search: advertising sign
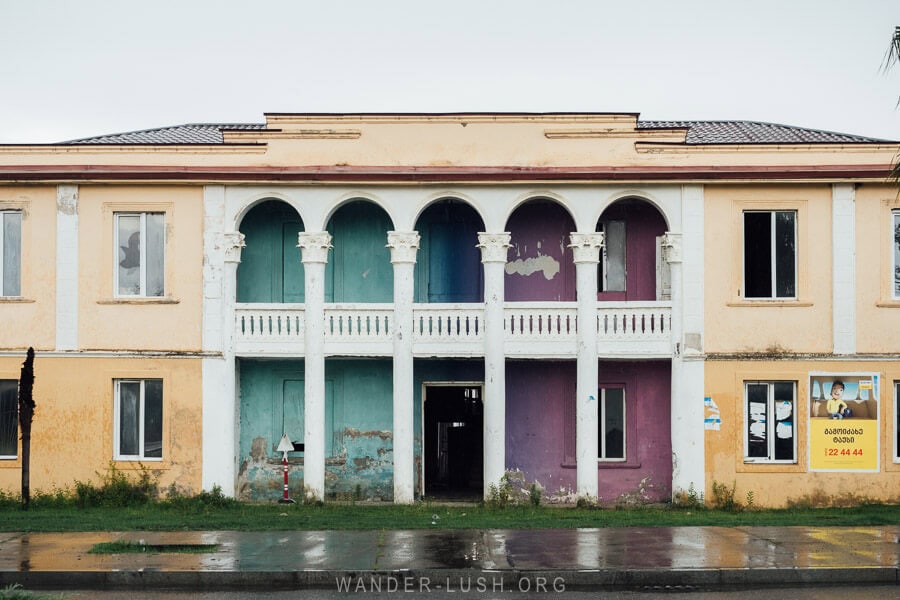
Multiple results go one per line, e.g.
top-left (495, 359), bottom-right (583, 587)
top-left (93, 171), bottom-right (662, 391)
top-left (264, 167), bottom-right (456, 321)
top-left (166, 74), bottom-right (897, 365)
top-left (809, 373), bottom-right (880, 472)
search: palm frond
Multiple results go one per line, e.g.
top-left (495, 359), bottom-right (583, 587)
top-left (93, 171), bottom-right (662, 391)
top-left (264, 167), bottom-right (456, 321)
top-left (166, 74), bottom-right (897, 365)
top-left (882, 26), bottom-right (900, 72)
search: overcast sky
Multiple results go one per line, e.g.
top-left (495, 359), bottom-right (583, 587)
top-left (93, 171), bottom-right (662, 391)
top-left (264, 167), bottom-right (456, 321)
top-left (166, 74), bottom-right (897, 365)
top-left (1, 0), bottom-right (899, 143)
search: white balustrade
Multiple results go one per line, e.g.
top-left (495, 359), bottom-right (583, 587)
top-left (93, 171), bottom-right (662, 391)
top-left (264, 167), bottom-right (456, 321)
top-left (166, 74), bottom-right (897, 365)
top-left (235, 301), bottom-right (673, 357)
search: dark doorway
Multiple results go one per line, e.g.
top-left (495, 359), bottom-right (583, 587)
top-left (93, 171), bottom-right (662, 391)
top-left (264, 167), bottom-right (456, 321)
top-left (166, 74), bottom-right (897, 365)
top-left (423, 385), bottom-right (483, 499)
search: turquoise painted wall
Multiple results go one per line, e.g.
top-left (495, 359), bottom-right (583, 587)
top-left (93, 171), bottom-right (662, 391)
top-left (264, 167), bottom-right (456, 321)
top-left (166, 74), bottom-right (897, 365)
top-left (414, 201), bottom-right (484, 303)
top-left (237, 201), bottom-right (305, 303)
top-left (326, 201), bottom-right (393, 302)
top-left (237, 358), bottom-right (394, 501)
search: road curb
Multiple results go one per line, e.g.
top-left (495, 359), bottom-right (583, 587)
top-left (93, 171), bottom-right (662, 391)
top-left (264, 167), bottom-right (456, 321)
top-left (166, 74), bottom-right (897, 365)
top-left (2, 567), bottom-right (897, 591)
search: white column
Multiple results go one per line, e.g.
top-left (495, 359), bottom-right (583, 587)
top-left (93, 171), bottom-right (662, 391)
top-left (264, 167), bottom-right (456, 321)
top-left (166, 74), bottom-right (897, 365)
top-left (56, 185), bottom-right (78, 350)
top-left (387, 231), bottom-right (420, 504)
top-left (209, 231), bottom-right (244, 494)
top-left (664, 231), bottom-right (693, 497)
top-left (298, 231), bottom-right (332, 502)
top-left (477, 232), bottom-right (511, 496)
top-left (832, 183), bottom-right (856, 354)
top-left (569, 232), bottom-right (604, 499)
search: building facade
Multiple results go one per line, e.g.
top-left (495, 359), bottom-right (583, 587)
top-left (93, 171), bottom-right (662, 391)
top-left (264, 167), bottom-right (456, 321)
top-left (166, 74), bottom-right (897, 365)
top-left (0, 113), bottom-right (896, 506)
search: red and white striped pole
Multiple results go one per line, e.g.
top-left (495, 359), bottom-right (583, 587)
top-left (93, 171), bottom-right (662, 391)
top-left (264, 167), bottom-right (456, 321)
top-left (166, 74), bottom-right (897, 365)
top-left (276, 433), bottom-right (296, 504)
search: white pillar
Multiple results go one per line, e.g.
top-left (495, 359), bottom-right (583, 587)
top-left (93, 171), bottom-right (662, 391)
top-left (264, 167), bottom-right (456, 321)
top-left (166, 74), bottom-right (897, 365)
top-left (477, 232), bottom-right (511, 496)
top-left (298, 231), bottom-right (332, 502)
top-left (214, 231), bottom-right (244, 495)
top-left (569, 232), bottom-right (604, 499)
top-left (663, 231), bottom-right (691, 497)
top-left (56, 185), bottom-right (78, 351)
top-left (832, 184), bottom-right (856, 354)
top-left (387, 231), bottom-right (420, 504)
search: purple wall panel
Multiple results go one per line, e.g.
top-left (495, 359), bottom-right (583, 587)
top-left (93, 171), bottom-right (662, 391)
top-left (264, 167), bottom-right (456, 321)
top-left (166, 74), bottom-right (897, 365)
top-left (505, 201), bottom-right (576, 301)
top-left (506, 361), bottom-right (577, 494)
top-left (506, 360), bottom-right (672, 503)
top-left (597, 199), bottom-right (667, 302)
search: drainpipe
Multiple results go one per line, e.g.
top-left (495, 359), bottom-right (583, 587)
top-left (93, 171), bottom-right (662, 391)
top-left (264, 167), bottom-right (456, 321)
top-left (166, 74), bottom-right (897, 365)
top-left (387, 231), bottom-right (420, 504)
top-left (298, 231), bottom-right (333, 502)
top-left (477, 232), bottom-right (511, 497)
top-left (570, 232), bottom-right (604, 500)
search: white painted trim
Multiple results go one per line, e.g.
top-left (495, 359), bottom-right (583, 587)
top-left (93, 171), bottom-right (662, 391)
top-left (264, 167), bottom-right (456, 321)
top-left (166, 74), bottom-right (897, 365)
top-left (56, 185), bottom-right (78, 350)
top-left (832, 184), bottom-right (856, 354)
top-left (202, 357), bottom-right (235, 495)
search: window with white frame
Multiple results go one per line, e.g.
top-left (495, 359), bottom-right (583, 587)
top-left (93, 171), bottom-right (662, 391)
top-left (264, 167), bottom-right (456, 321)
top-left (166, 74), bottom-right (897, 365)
top-left (1, 211), bottom-right (22, 297)
top-left (743, 211), bottom-right (796, 299)
top-left (114, 379), bottom-right (163, 460)
top-left (598, 387), bottom-right (625, 461)
top-left (115, 212), bottom-right (165, 297)
top-left (894, 382), bottom-right (899, 462)
top-left (0, 380), bottom-right (17, 459)
top-left (744, 381), bottom-right (796, 463)
top-left (893, 211), bottom-right (900, 299)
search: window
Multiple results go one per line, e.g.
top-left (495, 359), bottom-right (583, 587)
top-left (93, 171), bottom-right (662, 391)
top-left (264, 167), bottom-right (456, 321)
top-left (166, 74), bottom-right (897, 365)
top-left (745, 381), bottom-right (796, 463)
top-left (1, 211), bottom-right (21, 296)
top-left (893, 211), bottom-right (900, 299)
top-left (0, 380), bottom-right (17, 459)
top-left (895, 382), bottom-right (899, 462)
top-left (115, 212), bottom-right (164, 297)
top-left (598, 220), bottom-right (625, 292)
top-left (598, 387), bottom-right (625, 461)
top-left (743, 211), bottom-right (796, 299)
top-left (114, 379), bottom-right (163, 460)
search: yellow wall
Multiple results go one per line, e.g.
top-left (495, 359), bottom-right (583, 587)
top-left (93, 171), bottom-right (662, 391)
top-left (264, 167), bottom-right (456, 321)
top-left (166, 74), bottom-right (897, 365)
top-left (0, 185), bottom-right (56, 351)
top-left (77, 185), bottom-right (203, 351)
top-left (0, 355), bottom-right (202, 495)
top-left (705, 359), bottom-right (899, 507)
top-left (855, 183), bottom-right (900, 353)
top-left (704, 184), bottom-right (833, 354)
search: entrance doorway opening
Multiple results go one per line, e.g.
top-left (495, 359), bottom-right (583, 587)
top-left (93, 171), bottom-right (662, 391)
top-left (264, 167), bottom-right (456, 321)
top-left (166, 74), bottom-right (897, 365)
top-left (423, 384), bottom-right (483, 499)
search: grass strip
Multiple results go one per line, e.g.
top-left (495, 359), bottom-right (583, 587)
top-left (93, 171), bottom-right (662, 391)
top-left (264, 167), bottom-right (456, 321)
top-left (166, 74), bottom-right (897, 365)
top-left (1, 502), bottom-right (898, 532)
top-left (89, 541), bottom-right (219, 554)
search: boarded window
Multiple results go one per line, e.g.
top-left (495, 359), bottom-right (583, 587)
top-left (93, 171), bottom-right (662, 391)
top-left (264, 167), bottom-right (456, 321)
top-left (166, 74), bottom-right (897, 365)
top-left (598, 387), bottom-right (625, 461)
top-left (0, 380), bottom-right (17, 458)
top-left (599, 220), bottom-right (626, 292)
top-left (116, 213), bottom-right (165, 297)
top-left (744, 211), bottom-right (796, 299)
top-left (1, 211), bottom-right (21, 297)
top-left (115, 379), bottom-right (163, 460)
top-left (745, 381), bottom-right (795, 463)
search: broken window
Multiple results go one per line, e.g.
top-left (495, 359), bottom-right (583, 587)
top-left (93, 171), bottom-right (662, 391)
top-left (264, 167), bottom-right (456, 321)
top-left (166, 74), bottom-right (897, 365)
top-left (0, 380), bottom-right (17, 458)
top-left (598, 387), bottom-right (625, 461)
top-left (893, 211), bottom-right (900, 299)
top-left (744, 381), bottom-right (795, 463)
top-left (115, 379), bottom-right (163, 460)
top-left (743, 211), bottom-right (796, 299)
top-left (115, 212), bottom-right (165, 297)
top-left (598, 220), bottom-right (625, 292)
top-left (0, 211), bottom-right (21, 297)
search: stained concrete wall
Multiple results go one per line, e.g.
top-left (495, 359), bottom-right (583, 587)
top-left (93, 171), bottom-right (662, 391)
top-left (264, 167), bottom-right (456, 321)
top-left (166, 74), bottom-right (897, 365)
top-left (0, 356), bottom-right (202, 495)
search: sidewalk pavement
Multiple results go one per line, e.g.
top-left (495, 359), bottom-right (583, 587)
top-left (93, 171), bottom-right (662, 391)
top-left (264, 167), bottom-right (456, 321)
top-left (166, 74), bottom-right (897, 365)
top-left (0, 526), bottom-right (898, 591)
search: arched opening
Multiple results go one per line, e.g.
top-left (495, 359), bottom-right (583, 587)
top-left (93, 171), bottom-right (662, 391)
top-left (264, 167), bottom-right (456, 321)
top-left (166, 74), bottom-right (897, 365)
top-left (504, 199), bottom-right (576, 302)
top-left (325, 200), bottom-right (394, 302)
top-left (237, 200), bottom-right (305, 303)
top-left (413, 199), bottom-right (485, 303)
top-left (596, 198), bottom-right (668, 302)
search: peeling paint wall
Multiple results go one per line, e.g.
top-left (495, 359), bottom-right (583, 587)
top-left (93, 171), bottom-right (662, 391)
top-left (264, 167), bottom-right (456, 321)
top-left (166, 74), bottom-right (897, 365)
top-left (505, 360), bottom-right (672, 503)
top-left (505, 201), bottom-right (575, 302)
top-left (597, 199), bottom-right (667, 301)
top-left (237, 358), bottom-right (395, 501)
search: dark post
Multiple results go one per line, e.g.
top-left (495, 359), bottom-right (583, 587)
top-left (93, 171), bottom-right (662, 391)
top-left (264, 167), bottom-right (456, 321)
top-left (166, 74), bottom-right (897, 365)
top-left (18, 347), bottom-right (35, 510)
